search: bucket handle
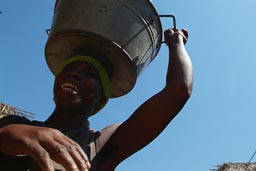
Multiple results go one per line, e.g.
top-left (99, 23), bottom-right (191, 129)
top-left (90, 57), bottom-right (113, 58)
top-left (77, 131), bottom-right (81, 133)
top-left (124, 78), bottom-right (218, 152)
top-left (158, 15), bottom-right (176, 43)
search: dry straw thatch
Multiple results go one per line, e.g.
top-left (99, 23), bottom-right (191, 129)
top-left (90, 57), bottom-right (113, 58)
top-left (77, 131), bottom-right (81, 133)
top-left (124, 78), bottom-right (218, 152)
top-left (214, 163), bottom-right (256, 171)
top-left (0, 102), bottom-right (36, 119)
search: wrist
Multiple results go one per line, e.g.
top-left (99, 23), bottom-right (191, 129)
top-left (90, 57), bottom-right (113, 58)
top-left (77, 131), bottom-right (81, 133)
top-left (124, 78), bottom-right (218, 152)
top-left (166, 35), bottom-right (187, 49)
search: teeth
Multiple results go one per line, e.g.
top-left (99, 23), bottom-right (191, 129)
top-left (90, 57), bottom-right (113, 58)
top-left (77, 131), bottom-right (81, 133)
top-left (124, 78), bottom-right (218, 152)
top-left (61, 82), bottom-right (79, 92)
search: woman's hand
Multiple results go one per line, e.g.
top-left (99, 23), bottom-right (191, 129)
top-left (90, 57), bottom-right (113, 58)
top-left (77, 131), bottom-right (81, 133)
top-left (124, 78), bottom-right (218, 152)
top-left (164, 28), bottom-right (189, 47)
top-left (0, 124), bottom-right (91, 171)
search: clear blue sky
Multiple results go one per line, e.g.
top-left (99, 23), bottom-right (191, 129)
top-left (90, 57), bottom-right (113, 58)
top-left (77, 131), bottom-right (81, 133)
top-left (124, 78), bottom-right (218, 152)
top-left (1, 0), bottom-right (256, 170)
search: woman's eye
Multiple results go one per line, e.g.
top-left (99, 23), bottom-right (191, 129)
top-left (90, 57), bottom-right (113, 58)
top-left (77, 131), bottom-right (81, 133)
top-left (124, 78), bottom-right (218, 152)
top-left (81, 70), bottom-right (97, 77)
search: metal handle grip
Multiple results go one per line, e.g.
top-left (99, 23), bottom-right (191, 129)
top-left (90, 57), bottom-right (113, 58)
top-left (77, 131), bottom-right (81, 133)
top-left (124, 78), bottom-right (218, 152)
top-left (158, 15), bottom-right (176, 30)
top-left (159, 15), bottom-right (176, 43)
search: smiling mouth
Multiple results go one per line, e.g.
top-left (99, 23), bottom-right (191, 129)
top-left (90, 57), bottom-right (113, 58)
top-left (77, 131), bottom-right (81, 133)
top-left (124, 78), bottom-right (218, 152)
top-left (61, 82), bottom-right (79, 94)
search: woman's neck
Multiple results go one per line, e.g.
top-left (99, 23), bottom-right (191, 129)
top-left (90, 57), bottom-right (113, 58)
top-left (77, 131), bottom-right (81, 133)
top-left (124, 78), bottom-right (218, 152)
top-left (44, 108), bottom-right (90, 133)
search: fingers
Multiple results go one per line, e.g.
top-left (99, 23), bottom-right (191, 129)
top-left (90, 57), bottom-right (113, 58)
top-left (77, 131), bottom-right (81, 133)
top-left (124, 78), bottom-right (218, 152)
top-left (54, 141), bottom-right (90, 170)
top-left (61, 136), bottom-right (90, 165)
top-left (70, 142), bottom-right (91, 169)
top-left (56, 134), bottom-right (91, 170)
top-left (66, 144), bottom-right (89, 170)
top-left (28, 141), bottom-right (54, 171)
top-left (25, 127), bottom-right (90, 171)
top-left (164, 28), bottom-right (189, 46)
top-left (41, 132), bottom-right (91, 171)
top-left (181, 28), bottom-right (189, 39)
top-left (28, 137), bottom-right (80, 171)
top-left (45, 142), bottom-right (80, 171)
top-left (0, 124), bottom-right (91, 171)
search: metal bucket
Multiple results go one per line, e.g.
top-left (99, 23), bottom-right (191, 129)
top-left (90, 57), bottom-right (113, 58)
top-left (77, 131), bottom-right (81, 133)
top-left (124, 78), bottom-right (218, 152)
top-left (45, 0), bottom-right (163, 97)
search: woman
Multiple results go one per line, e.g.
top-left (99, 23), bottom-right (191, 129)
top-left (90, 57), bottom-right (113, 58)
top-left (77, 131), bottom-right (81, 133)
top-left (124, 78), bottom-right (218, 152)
top-left (0, 28), bottom-right (193, 171)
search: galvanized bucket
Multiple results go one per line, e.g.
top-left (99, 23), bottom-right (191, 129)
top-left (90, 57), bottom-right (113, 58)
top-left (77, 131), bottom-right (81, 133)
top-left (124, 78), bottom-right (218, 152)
top-left (45, 0), bottom-right (164, 97)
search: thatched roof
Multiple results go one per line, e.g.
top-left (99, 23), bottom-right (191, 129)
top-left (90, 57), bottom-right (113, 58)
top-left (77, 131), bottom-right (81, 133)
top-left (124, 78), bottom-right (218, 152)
top-left (0, 102), bottom-right (36, 119)
top-left (215, 163), bottom-right (256, 171)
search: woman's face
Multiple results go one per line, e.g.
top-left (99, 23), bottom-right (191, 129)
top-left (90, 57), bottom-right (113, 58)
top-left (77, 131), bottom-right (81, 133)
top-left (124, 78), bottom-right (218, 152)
top-left (53, 61), bottom-right (103, 114)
